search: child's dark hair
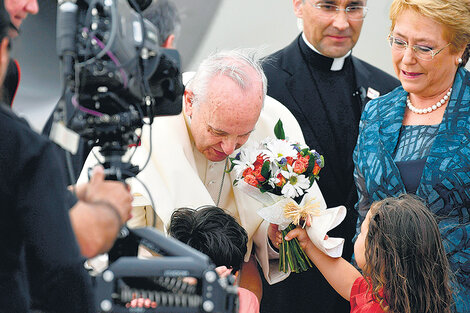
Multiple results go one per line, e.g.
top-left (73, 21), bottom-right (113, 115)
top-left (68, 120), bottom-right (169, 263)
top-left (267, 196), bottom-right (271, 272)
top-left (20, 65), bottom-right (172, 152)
top-left (363, 194), bottom-right (454, 313)
top-left (168, 206), bottom-right (248, 272)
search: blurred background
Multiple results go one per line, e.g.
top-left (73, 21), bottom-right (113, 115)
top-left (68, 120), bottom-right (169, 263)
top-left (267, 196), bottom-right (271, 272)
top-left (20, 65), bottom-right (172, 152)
top-left (11, 0), bottom-right (469, 131)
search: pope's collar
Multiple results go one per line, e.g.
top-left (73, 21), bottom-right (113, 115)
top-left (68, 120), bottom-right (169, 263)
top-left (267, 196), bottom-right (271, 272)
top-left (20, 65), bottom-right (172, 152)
top-left (301, 33), bottom-right (351, 71)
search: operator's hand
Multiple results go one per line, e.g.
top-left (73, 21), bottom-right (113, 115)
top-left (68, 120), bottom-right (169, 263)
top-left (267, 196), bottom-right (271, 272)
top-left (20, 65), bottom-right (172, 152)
top-left (85, 166), bottom-right (133, 223)
top-left (268, 223), bottom-right (282, 249)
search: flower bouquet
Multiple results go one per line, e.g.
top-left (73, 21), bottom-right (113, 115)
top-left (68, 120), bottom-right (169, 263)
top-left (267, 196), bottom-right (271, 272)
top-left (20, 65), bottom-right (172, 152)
top-left (228, 120), bottom-right (346, 273)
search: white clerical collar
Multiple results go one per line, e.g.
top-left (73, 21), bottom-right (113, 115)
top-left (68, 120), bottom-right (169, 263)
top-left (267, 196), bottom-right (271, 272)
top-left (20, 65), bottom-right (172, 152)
top-left (301, 33), bottom-right (351, 71)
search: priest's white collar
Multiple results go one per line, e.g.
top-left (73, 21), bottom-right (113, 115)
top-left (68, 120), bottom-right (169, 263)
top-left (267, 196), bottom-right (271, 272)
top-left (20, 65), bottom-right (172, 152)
top-left (302, 33), bottom-right (351, 71)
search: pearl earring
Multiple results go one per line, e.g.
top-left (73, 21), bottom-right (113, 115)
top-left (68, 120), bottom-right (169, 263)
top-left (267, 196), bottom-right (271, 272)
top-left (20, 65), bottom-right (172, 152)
top-left (458, 58), bottom-right (463, 64)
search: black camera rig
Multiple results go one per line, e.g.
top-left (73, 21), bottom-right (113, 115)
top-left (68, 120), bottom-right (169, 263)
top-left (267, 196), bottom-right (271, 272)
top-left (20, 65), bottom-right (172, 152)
top-left (93, 228), bottom-right (239, 313)
top-left (55, 0), bottom-right (184, 180)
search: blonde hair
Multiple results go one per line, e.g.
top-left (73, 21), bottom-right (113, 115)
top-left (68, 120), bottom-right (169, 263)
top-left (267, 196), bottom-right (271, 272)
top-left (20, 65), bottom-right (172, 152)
top-left (389, 0), bottom-right (470, 56)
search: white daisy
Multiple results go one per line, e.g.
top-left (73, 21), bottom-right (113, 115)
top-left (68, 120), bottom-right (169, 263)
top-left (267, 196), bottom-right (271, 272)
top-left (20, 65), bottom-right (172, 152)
top-left (262, 138), bottom-right (298, 163)
top-left (280, 165), bottom-right (310, 198)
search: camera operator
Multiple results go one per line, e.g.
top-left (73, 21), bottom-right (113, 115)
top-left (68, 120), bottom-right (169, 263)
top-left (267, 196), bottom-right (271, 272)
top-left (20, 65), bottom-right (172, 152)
top-left (4, 0), bottom-right (134, 259)
top-left (143, 0), bottom-right (180, 49)
top-left (0, 1), bottom-right (133, 311)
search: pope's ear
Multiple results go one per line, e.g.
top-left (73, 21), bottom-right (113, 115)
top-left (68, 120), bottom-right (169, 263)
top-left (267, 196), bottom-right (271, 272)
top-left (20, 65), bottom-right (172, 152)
top-left (293, 0), bottom-right (304, 18)
top-left (183, 90), bottom-right (195, 117)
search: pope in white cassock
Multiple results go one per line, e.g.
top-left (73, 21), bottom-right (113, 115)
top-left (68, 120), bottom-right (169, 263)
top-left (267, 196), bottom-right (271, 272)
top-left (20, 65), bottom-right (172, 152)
top-left (80, 49), bottom-right (306, 288)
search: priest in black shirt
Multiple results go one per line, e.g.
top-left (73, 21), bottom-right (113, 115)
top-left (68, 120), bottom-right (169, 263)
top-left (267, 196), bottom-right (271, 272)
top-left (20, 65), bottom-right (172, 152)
top-left (261, 1), bottom-right (399, 313)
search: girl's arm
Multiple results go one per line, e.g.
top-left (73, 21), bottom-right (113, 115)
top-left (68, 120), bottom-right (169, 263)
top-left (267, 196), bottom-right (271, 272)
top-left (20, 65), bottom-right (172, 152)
top-left (285, 227), bottom-right (361, 300)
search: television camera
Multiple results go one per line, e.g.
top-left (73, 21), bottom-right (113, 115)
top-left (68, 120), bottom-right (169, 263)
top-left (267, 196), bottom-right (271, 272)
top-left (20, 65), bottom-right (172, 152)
top-left (55, 0), bottom-right (184, 180)
top-left (55, 1), bottom-right (239, 312)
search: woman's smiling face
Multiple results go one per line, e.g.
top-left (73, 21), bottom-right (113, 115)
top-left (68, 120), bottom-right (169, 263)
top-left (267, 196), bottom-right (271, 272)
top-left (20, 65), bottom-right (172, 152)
top-left (391, 9), bottom-right (463, 98)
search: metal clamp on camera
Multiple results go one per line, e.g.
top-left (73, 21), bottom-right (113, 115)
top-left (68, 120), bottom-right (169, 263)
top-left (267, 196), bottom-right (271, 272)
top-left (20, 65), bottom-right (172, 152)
top-left (93, 228), bottom-right (239, 313)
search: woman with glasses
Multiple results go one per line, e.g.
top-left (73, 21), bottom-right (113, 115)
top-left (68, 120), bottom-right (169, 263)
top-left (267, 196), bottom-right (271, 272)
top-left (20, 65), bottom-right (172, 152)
top-left (353, 0), bottom-right (469, 311)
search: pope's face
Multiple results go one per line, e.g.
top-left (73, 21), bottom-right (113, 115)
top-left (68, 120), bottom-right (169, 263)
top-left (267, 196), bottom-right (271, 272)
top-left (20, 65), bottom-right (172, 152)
top-left (5, 0), bottom-right (39, 30)
top-left (185, 73), bottom-right (263, 163)
top-left (294, 0), bottom-right (365, 58)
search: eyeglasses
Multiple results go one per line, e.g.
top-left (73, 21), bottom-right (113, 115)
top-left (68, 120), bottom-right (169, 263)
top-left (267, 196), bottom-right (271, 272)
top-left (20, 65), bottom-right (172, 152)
top-left (387, 34), bottom-right (450, 61)
top-left (308, 1), bottom-right (368, 21)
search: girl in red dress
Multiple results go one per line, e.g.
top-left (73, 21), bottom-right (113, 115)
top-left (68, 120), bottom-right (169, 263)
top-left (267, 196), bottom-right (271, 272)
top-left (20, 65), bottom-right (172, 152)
top-left (286, 194), bottom-right (454, 313)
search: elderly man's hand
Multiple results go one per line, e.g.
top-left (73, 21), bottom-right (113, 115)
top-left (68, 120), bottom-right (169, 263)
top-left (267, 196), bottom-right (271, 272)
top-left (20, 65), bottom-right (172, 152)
top-left (268, 223), bottom-right (282, 249)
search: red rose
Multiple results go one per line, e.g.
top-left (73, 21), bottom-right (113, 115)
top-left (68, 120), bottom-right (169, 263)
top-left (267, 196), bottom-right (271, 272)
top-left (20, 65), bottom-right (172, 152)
top-left (286, 156), bottom-right (294, 166)
top-left (254, 154), bottom-right (265, 167)
top-left (243, 167), bottom-right (253, 177)
top-left (302, 154), bottom-right (310, 163)
top-left (276, 173), bottom-right (286, 187)
top-left (293, 159), bottom-right (308, 174)
top-left (244, 174), bottom-right (259, 187)
top-left (253, 166), bottom-right (266, 182)
top-left (313, 163), bottom-right (321, 176)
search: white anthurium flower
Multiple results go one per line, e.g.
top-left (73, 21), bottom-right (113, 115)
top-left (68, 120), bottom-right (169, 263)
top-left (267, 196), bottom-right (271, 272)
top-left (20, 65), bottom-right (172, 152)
top-left (262, 138), bottom-right (298, 163)
top-left (280, 165), bottom-right (310, 198)
top-left (232, 147), bottom-right (262, 178)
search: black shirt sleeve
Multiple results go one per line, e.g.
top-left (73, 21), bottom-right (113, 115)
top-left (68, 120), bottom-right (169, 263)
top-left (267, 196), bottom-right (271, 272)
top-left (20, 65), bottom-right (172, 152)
top-left (0, 106), bottom-right (95, 312)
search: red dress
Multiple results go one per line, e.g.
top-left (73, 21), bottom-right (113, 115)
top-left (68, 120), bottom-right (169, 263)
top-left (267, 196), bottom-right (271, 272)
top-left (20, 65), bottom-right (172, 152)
top-left (350, 277), bottom-right (386, 313)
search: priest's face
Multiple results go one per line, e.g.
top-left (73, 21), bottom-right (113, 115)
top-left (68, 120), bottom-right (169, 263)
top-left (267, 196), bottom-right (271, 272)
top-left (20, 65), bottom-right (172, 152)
top-left (294, 0), bottom-right (366, 58)
top-left (5, 0), bottom-right (38, 30)
top-left (184, 71), bottom-right (263, 163)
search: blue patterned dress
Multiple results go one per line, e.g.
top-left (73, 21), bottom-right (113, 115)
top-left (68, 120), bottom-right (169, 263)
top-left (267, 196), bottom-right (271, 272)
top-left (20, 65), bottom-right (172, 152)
top-left (353, 67), bottom-right (470, 312)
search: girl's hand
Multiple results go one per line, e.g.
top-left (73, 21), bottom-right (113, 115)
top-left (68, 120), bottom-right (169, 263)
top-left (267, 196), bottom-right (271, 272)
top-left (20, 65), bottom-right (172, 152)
top-left (285, 226), bottom-right (313, 250)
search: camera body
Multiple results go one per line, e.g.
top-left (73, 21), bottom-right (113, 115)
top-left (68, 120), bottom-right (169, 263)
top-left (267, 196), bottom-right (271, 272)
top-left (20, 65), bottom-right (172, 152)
top-left (56, 0), bottom-right (183, 179)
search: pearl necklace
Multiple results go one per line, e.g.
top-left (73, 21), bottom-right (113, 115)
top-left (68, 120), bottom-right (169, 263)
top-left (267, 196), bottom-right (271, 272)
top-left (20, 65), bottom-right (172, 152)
top-left (406, 88), bottom-right (452, 114)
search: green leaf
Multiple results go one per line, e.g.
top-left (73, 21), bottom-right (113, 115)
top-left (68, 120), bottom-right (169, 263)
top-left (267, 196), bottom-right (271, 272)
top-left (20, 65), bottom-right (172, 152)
top-left (274, 119), bottom-right (286, 140)
top-left (226, 157), bottom-right (237, 173)
top-left (306, 154), bottom-right (315, 174)
top-left (261, 161), bottom-right (270, 179)
top-left (259, 185), bottom-right (269, 193)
